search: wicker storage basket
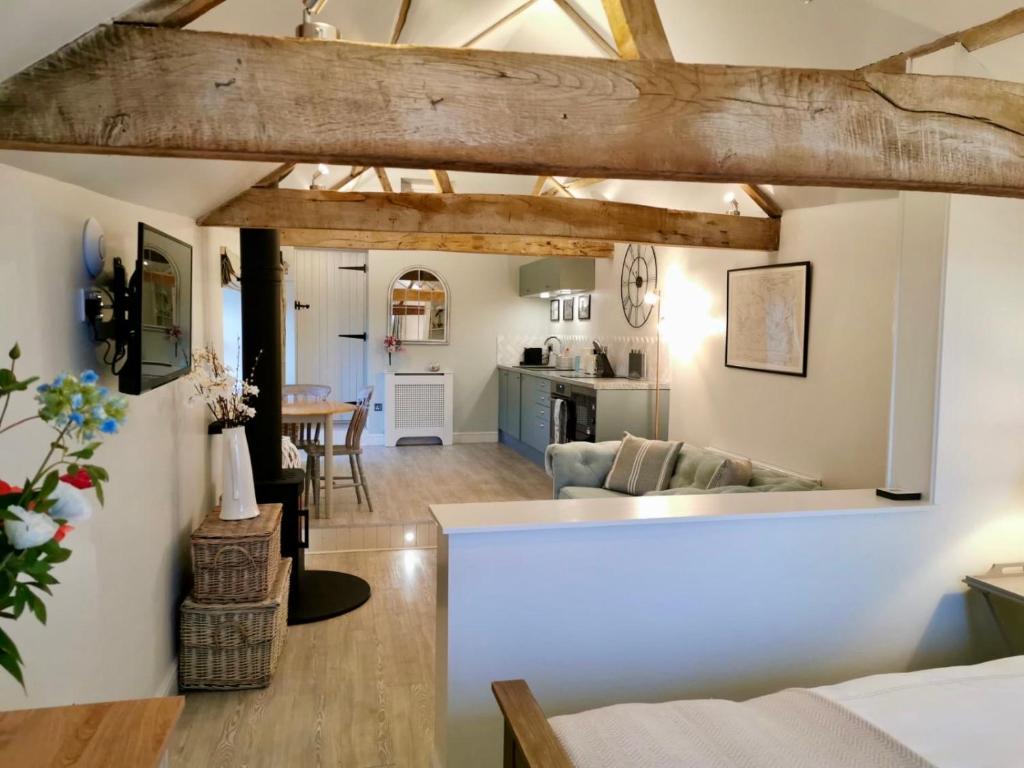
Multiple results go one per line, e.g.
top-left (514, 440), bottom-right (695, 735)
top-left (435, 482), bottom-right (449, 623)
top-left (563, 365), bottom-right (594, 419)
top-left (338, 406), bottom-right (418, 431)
top-left (191, 503), bottom-right (282, 603)
top-left (179, 557), bottom-right (291, 691)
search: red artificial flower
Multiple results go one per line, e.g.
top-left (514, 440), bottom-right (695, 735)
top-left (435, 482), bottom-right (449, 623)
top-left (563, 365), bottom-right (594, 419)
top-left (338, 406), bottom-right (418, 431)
top-left (0, 480), bottom-right (23, 496)
top-left (60, 469), bottom-right (93, 490)
top-left (54, 523), bottom-right (74, 543)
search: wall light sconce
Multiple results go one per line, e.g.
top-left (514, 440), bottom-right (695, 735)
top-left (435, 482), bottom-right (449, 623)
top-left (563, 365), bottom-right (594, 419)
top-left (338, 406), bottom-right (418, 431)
top-left (723, 191), bottom-right (741, 216)
top-left (310, 163), bottom-right (331, 190)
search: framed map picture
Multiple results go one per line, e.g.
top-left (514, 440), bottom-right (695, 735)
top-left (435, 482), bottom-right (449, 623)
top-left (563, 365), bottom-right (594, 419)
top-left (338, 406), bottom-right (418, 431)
top-left (725, 262), bottom-right (812, 376)
top-left (550, 299), bottom-right (560, 322)
top-left (562, 297), bottom-right (574, 321)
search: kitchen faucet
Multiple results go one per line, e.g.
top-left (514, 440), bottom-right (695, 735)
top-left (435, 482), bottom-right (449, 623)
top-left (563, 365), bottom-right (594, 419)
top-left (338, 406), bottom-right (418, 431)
top-left (544, 336), bottom-right (562, 357)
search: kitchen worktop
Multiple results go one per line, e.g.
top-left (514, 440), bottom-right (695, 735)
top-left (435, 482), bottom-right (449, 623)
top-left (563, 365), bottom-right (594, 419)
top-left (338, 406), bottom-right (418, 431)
top-left (497, 364), bottom-right (669, 390)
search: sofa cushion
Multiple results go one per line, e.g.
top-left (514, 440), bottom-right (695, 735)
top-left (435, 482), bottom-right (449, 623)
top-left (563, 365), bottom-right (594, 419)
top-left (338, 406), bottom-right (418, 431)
top-left (669, 446), bottom-right (721, 489)
top-left (559, 486), bottom-right (630, 500)
top-left (604, 433), bottom-right (682, 496)
top-left (708, 457), bottom-right (753, 489)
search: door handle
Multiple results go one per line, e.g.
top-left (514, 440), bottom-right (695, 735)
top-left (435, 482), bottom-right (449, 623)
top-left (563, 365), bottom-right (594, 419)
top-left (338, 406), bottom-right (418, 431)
top-left (338, 333), bottom-right (369, 341)
top-left (294, 300), bottom-right (311, 311)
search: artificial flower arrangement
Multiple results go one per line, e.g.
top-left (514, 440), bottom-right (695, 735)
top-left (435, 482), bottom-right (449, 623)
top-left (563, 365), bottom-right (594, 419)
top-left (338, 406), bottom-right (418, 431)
top-left (186, 346), bottom-right (259, 427)
top-left (0, 343), bottom-right (127, 686)
top-left (384, 335), bottom-right (403, 366)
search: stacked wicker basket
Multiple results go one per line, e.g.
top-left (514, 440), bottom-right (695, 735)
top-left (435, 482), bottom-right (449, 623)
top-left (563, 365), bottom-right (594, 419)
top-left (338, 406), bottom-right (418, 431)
top-left (179, 503), bottom-right (290, 690)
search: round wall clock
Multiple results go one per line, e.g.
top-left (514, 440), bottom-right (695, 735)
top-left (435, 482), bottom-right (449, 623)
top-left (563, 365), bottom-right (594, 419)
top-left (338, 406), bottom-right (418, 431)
top-left (620, 244), bottom-right (658, 328)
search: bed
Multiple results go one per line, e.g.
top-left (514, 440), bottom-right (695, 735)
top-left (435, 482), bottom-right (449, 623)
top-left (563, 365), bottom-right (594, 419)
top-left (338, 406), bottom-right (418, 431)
top-left (492, 655), bottom-right (1024, 768)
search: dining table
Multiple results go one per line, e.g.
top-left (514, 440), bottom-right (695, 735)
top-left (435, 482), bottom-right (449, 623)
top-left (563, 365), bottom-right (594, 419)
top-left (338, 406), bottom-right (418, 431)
top-left (281, 399), bottom-right (356, 517)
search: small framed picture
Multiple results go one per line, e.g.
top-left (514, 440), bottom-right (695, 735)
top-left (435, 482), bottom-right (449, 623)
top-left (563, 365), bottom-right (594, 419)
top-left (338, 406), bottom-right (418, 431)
top-left (577, 294), bottom-right (591, 320)
top-left (550, 299), bottom-right (560, 321)
top-left (562, 297), bottom-right (574, 321)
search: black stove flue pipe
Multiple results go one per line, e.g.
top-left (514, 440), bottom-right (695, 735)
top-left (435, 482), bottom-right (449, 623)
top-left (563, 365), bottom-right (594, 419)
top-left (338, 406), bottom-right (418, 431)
top-left (240, 228), bottom-right (283, 482)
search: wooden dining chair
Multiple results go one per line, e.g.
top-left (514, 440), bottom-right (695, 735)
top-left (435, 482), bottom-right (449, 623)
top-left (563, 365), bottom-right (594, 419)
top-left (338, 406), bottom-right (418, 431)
top-left (282, 384), bottom-right (331, 507)
top-left (309, 387), bottom-right (374, 516)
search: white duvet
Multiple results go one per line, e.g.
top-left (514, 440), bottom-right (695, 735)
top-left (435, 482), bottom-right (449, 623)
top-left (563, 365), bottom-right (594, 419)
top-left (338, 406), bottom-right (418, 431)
top-left (816, 655), bottom-right (1024, 768)
top-left (550, 655), bottom-right (1024, 768)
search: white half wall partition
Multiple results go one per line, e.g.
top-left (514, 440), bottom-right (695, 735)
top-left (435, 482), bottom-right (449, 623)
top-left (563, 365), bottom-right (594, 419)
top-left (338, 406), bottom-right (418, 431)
top-left (432, 493), bottom-right (929, 768)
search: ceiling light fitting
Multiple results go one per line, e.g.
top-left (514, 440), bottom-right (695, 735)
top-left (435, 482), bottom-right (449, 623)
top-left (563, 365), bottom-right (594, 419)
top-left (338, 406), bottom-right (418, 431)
top-left (723, 191), bottom-right (741, 216)
top-left (297, 0), bottom-right (339, 40)
top-left (310, 163), bottom-right (331, 189)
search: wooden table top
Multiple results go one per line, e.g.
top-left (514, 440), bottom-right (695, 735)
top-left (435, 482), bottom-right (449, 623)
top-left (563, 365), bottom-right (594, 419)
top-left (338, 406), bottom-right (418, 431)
top-left (0, 696), bottom-right (184, 768)
top-left (282, 400), bottom-right (357, 418)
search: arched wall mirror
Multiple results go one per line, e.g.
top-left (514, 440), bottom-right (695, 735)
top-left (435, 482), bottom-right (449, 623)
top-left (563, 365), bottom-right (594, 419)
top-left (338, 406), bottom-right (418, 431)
top-left (388, 267), bottom-right (450, 345)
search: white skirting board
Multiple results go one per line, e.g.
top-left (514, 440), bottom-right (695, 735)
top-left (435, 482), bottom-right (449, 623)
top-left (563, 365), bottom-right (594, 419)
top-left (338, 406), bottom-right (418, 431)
top-left (360, 431), bottom-right (497, 447)
top-left (157, 659), bottom-right (179, 697)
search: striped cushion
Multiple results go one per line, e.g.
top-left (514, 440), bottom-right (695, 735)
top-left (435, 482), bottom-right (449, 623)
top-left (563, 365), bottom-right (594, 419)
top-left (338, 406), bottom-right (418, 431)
top-left (603, 433), bottom-right (682, 496)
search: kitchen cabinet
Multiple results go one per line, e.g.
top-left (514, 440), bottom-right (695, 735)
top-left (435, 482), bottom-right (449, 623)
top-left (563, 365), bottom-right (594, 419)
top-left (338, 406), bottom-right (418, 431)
top-left (519, 373), bottom-right (551, 453)
top-left (498, 369), bottom-right (521, 441)
top-left (518, 257), bottom-right (595, 298)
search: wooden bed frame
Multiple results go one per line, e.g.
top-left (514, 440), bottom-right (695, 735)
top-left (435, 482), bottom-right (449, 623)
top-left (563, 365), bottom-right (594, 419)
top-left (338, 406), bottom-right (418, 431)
top-left (492, 680), bottom-right (574, 768)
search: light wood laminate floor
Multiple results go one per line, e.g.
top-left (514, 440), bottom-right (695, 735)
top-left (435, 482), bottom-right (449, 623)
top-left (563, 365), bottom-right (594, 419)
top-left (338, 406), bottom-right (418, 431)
top-left (313, 443), bottom-right (552, 526)
top-left (170, 549), bottom-right (436, 768)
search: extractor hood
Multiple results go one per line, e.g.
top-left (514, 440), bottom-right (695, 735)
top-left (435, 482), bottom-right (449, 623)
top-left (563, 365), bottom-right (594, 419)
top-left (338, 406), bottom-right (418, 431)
top-left (519, 257), bottom-right (596, 298)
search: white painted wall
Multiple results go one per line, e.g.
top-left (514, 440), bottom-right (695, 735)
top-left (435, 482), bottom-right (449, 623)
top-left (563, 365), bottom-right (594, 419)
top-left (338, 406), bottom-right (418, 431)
top-left (666, 199), bottom-right (901, 488)
top-left (365, 249), bottom-right (544, 437)
top-left (0, 163), bottom-right (219, 707)
top-left (434, 192), bottom-right (1024, 768)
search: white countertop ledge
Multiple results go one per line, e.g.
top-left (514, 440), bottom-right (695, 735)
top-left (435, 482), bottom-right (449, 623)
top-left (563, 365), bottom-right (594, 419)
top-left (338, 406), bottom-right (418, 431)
top-left (430, 489), bottom-right (929, 534)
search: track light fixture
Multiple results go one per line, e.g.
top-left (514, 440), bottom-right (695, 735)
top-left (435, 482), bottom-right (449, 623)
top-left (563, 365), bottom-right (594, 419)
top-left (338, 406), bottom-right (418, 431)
top-left (297, 0), bottom-right (339, 40)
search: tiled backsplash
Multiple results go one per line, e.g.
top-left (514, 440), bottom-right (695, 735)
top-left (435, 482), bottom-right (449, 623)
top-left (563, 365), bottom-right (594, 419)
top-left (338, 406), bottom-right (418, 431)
top-left (496, 334), bottom-right (671, 384)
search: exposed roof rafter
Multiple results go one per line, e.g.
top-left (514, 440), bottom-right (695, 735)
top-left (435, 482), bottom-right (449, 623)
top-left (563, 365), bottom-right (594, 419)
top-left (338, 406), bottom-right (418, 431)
top-left (600, 0), bottom-right (673, 60)
top-left (862, 7), bottom-right (1024, 73)
top-left (116, 0), bottom-right (227, 27)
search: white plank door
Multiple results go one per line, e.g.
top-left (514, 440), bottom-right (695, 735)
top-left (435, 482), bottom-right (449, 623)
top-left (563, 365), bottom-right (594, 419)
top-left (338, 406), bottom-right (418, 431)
top-left (288, 248), bottom-right (368, 406)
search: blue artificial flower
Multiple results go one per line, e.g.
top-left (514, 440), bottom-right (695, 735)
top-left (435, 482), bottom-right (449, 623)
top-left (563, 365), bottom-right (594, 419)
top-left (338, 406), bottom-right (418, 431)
top-left (92, 406), bottom-right (105, 420)
top-left (52, 374), bottom-right (66, 388)
top-left (83, 431), bottom-right (95, 441)
top-left (71, 393), bottom-right (83, 409)
top-left (36, 383), bottom-right (50, 393)
top-left (69, 412), bottom-right (84, 427)
top-left (98, 387), bottom-right (109, 397)
top-left (100, 418), bottom-right (119, 434)
top-left (80, 369), bottom-right (99, 384)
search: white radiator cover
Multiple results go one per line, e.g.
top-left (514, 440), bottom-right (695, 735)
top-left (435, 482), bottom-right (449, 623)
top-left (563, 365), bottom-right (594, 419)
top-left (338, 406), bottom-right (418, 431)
top-left (381, 371), bottom-right (454, 447)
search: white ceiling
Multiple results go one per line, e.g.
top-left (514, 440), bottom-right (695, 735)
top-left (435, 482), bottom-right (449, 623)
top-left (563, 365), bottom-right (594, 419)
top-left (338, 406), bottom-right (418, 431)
top-left (0, 0), bottom-right (1021, 220)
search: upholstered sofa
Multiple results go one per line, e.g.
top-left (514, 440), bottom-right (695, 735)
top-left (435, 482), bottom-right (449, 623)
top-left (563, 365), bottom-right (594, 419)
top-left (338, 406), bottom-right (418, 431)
top-left (545, 440), bottom-right (821, 500)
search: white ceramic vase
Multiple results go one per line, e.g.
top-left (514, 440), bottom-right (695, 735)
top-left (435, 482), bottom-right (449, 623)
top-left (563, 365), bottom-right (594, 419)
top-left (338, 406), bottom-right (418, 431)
top-left (220, 426), bottom-right (260, 521)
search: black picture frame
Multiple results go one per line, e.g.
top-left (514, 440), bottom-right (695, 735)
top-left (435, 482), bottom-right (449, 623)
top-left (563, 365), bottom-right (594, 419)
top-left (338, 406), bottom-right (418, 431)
top-left (550, 299), bottom-right (560, 321)
top-left (578, 294), bottom-right (591, 320)
top-left (562, 297), bottom-right (574, 322)
top-left (725, 261), bottom-right (812, 377)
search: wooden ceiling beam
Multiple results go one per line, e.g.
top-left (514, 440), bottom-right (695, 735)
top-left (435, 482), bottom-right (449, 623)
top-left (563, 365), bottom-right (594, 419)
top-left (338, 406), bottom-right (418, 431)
top-left (551, 0), bottom-right (620, 58)
top-left (600, 0), bottom-right (673, 60)
top-left (374, 167), bottom-right (394, 192)
top-left (430, 169), bottom-right (454, 193)
top-left (3, 28), bottom-right (1024, 198)
top-left (279, 229), bottom-right (614, 258)
top-left (329, 166), bottom-right (369, 191)
top-left (461, 0), bottom-right (537, 48)
top-left (199, 189), bottom-right (781, 251)
top-left (253, 162), bottom-right (297, 188)
top-left (389, 0), bottom-right (413, 44)
top-left (116, 0), bottom-right (227, 27)
top-left (739, 184), bottom-right (782, 219)
top-left (862, 8), bottom-right (1024, 73)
